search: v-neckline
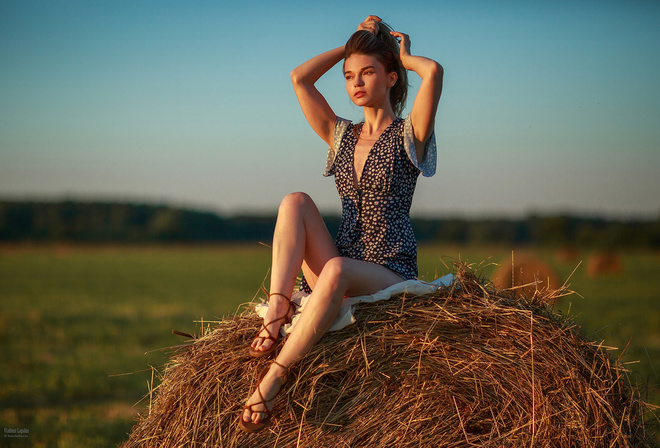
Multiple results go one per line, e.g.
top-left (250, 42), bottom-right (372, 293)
top-left (352, 119), bottom-right (398, 188)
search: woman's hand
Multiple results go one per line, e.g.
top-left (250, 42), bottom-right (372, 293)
top-left (390, 31), bottom-right (412, 68)
top-left (357, 15), bottom-right (381, 35)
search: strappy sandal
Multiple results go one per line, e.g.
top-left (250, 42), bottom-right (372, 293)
top-left (248, 293), bottom-right (298, 358)
top-left (239, 361), bottom-right (288, 433)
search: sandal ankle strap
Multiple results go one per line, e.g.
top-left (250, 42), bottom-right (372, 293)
top-left (271, 360), bottom-right (288, 373)
top-left (268, 292), bottom-right (299, 314)
top-left (268, 292), bottom-right (290, 301)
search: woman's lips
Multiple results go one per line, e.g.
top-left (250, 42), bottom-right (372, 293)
top-left (354, 91), bottom-right (365, 98)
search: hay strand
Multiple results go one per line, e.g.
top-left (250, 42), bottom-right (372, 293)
top-left (122, 262), bottom-right (657, 447)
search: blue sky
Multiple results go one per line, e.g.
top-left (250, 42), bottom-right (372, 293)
top-left (1, 0), bottom-right (659, 218)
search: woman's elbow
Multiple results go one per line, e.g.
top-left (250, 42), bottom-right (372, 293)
top-left (290, 68), bottom-right (300, 85)
top-left (429, 61), bottom-right (444, 80)
top-left (290, 67), bottom-right (307, 86)
top-left (429, 62), bottom-right (444, 97)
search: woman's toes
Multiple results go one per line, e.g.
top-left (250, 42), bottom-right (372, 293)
top-left (252, 411), bottom-right (263, 424)
top-left (251, 337), bottom-right (263, 350)
top-left (252, 338), bottom-right (269, 352)
top-left (243, 404), bottom-right (264, 424)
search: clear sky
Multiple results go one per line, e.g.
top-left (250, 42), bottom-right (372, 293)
top-left (1, 0), bottom-right (659, 218)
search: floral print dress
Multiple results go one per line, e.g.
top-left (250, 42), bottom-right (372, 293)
top-left (301, 114), bottom-right (437, 292)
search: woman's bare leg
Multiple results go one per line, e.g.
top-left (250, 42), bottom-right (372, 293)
top-left (250, 192), bottom-right (338, 354)
top-left (243, 257), bottom-right (403, 424)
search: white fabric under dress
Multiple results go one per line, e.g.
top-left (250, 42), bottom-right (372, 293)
top-left (255, 273), bottom-right (454, 336)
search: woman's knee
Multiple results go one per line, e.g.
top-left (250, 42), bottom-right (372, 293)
top-left (278, 192), bottom-right (314, 215)
top-left (319, 257), bottom-right (352, 290)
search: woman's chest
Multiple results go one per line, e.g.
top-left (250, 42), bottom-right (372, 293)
top-left (353, 139), bottom-right (374, 185)
top-left (335, 127), bottom-right (414, 194)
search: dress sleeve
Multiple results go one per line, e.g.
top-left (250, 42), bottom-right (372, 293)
top-left (403, 113), bottom-right (437, 177)
top-left (323, 117), bottom-right (351, 177)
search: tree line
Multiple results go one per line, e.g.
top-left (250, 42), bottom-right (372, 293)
top-left (1, 200), bottom-right (659, 248)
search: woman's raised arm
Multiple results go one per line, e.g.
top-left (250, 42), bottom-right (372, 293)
top-left (391, 31), bottom-right (443, 162)
top-left (291, 16), bottom-right (384, 148)
top-left (290, 47), bottom-right (344, 148)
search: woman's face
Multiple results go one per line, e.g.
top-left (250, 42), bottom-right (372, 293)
top-left (344, 53), bottom-right (396, 109)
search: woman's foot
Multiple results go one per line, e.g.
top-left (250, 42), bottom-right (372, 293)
top-left (240, 361), bottom-right (288, 432)
top-left (249, 293), bottom-right (296, 357)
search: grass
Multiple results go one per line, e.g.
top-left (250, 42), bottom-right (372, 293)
top-left (0, 243), bottom-right (658, 446)
top-left (0, 244), bottom-right (271, 447)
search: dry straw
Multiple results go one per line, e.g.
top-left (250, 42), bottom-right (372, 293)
top-left (122, 262), bottom-right (657, 447)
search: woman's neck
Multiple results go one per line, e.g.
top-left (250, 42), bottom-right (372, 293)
top-left (360, 107), bottom-right (397, 139)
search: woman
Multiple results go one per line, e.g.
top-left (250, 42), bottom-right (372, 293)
top-left (240, 15), bottom-right (443, 432)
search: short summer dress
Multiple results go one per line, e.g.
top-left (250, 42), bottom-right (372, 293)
top-left (301, 114), bottom-right (436, 292)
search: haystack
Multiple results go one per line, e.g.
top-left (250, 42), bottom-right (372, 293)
top-left (556, 246), bottom-right (579, 264)
top-left (122, 263), bottom-right (656, 447)
top-left (587, 251), bottom-right (624, 278)
top-left (492, 254), bottom-right (560, 300)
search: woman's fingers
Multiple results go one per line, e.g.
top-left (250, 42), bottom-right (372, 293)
top-left (390, 31), bottom-right (410, 43)
top-left (391, 31), bottom-right (411, 55)
top-left (357, 15), bottom-right (381, 34)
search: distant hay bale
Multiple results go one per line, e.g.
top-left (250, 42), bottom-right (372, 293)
top-left (121, 263), bottom-right (655, 448)
top-left (556, 246), bottom-right (579, 264)
top-left (587, 251), bottom-right (624, 278)
top-left (492, 254), bottom-right (560, 299)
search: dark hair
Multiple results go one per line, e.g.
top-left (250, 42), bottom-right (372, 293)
top-left (344, 21), bottom-right (408, 117)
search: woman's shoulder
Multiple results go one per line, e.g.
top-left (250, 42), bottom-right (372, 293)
top-left (334, 117), bottom-right (353, 145)
top-left (401, 113), bottom-right (437, 177)
top-left (336, 116), bottom-right (353, 128)
top-left (324, 117), bottom-right (354, 177)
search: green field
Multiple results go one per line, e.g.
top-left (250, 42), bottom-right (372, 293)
top-left (1, 244), bottom-right (658, 447)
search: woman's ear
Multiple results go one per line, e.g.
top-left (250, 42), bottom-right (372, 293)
top-left (388, 72), bottom-right (398, 87)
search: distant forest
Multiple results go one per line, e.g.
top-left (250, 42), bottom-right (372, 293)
top-left (1, 200), bottom-right (659, 248)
